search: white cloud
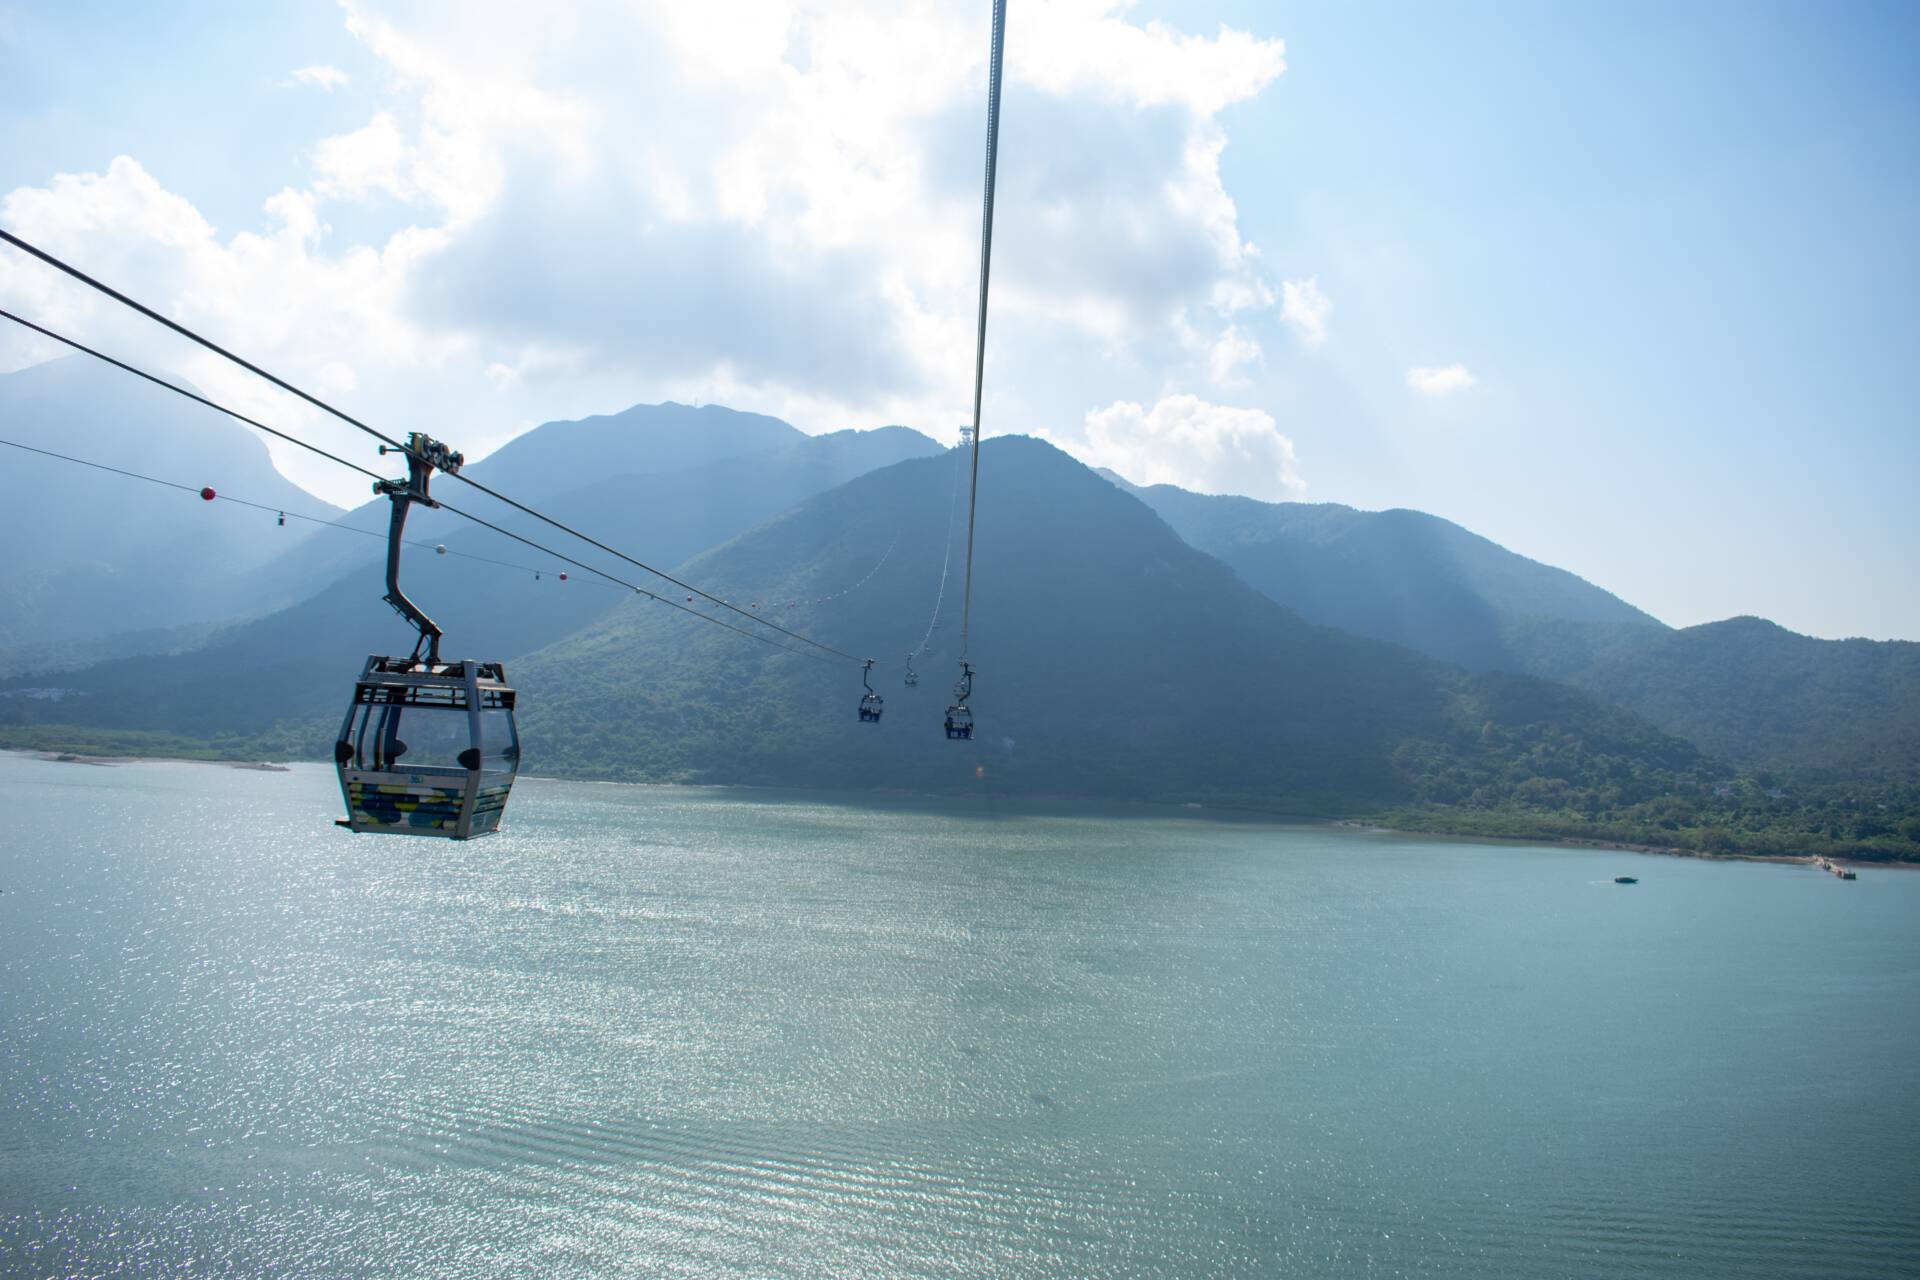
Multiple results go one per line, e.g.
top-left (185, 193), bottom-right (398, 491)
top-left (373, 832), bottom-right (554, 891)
top-left (1280, 276), bottom-right (1330, 348)
top-left (0, 155), bottom-right (465, 488)
top-left (1173, 308), bottom-right (1261, 385)
top-left (309, 113), bottom-right (415, 203)
top-left (1406, 363), bottom-right (1477, 396)
top-left (1017, 2), bottom-right (1285, 118)
top-left (1208, 324), bottom-right (1262, 384)
top-left (287, 65), bottom-right (351, 90)
top-left (1049, 393), bottom-right (1304, 501)
top-left (0, 1), bottom-right (1290, 504)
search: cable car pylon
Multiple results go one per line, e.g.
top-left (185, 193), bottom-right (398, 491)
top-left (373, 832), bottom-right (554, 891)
top-left (334, 431), bottom-right (522, 840)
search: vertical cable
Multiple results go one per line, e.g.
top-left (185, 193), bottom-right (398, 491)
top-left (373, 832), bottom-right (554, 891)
top-left (958, 0), bottom-right (1006, 661)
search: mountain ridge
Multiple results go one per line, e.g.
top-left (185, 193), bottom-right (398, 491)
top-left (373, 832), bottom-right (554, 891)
top-left (0, 422), bottom-right (947, 744)
top-left (4, 359), bottom-right (1910, 804)
top-left (1117, 473), bottom-right (1918, 778)
top-left (509, 437), bottom-right (1709, 813)
top-left (0, 356), bottom-right (343, 654)
top-left (1115, 476), bottom-right (1664, 667)
top-left (6, 428), bottom-right (1911, 859)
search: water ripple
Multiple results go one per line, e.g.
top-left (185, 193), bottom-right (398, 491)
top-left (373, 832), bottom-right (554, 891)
top-left (2, 758), bottom-right (1916, 1278)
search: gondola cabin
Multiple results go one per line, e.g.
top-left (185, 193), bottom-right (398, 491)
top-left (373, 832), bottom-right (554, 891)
top-left (857, 657), bottom-right (884, 723)
top-left (335, 655), bottom-right (520, 839)
top-left (945, 660), bottom-right (976, 740)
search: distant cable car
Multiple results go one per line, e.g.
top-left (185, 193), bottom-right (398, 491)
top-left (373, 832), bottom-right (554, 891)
top-left (858, 657), bottom-right (884, 723)
top-left (944, 660), bottom-right (974, 740)
top-left (904, 652), bottom-right (920, 687)
top-left (335, 432), bottom-right (520, 839)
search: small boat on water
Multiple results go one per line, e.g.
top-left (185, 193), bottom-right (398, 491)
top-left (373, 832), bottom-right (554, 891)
top-left (1614, 875), bottom-right (1638, 884)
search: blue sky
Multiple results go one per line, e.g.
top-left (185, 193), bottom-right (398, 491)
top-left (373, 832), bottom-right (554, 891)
top-left (1195, 1), bottom-right (1920, 642)
top-left (1, 1), bottom-right (1914, 639)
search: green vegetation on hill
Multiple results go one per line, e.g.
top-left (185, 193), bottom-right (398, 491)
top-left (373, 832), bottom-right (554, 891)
top-left (508, 439), bottom-right (1720, 820)
top-left (0, 724), bottom-right (261, 761)
top-left (1124, 478), bottom-right (1920, 782)
top-left (1388, 672), bottom-right (1707, 809)
top-left (0, 424), bottom-right (943, 751)
top-left (3, 400), bottom-right (1910, 862)
top-left (1380, 777), bottom-right (1920, 864)
top-left (1554, 617), bottom-right (1920, 781)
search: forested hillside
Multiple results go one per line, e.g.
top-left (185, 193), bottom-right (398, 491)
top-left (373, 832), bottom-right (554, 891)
top-left (1126, 477), bottom-right (1920, 780)
top-left (511, 439), bottom-right (1709, 814)
top-left (0, 424), bottom-right (940, 746)
top-left (4, 375), bottom-right (1912, 858)
top-left (1552, 617), bottom-right (1920, 781)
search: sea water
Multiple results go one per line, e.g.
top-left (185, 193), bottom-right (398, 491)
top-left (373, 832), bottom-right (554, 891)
top-left (1, 753), bottom-right (1915, 1278)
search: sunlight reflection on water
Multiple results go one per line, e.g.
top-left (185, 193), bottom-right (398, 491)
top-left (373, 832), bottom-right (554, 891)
top-left (2, 755), bottom-right (1916, 1278)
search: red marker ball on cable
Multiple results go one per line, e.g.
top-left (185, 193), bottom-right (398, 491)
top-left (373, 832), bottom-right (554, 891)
top-left (199, 486), bottom-right (216, 501)
top-left (559, 573), bottom-right (568, 581)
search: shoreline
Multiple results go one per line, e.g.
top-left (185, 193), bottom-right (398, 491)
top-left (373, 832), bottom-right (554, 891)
top-left (6, 748), bottom-right (1909, 868)
top-left (10, 747), bottom-right (290, 772)
top-left (1336, 819), bottom-right (1911, 870)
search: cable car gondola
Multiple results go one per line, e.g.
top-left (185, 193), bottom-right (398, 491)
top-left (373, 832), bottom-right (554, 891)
top-left (336, 655), bottom-right (519, 838)
top-left (858, 657), bottom-right (884, 723)
top-left (335, 432), bottom-right (521, 839)
top-left (944, 660), bottom-right (975, 740)
top-left (904, 652), bottom-right (920, 687)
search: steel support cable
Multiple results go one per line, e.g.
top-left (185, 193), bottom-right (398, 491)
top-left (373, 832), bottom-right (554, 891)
top-left (914, 441), bottom-right (967, 659)
top-left (0, 310), bottom-right (836, 665)
top-left (958, 0), bottom-right (1006, 661)
top-left (1, 435), bottom-right (214, 499)
top-left (0, 228), bottom-right (861, 665)
top-left (0, 306), bottom-right (387, 485)
top-left (786, 531), bottom-right (898, 610)
top-left (0, 427), bottom-right (827, 662)
top-left (0, 434), bottom-right (603, 582)
top-left (397, 499), bottom-right (837, 662)
top-left (451, 452), bottom-right (862, 661)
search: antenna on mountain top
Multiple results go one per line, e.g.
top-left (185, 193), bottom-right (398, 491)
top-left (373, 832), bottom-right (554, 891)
top-left (952, 0), bottom-right (1006, 738)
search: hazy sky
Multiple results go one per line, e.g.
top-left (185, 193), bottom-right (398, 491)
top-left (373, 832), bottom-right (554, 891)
top-left (1, 1), bottom-right (1914, 639)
